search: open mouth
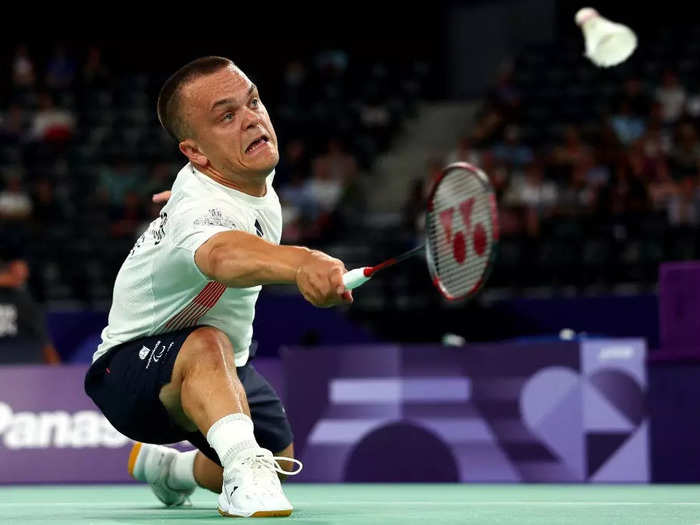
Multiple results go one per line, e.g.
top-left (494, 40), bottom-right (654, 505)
top-left (245, 135), bottom-right (270, 154)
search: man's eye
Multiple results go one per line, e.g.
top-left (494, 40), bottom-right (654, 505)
top-left (222, 112), bottom-right (234, 121)
top-left (251, 98), bottom-right (260, 108)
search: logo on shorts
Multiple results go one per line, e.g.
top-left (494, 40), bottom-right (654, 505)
top-left (139, 345), bottom-right (151, 360)
top-left (145, 341), bottom-right (174, 369)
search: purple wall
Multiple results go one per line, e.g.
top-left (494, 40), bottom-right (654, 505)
top-left (0, 341), bottom-right (648, 484)
top-left (282, 340), bottom-right (648, 483)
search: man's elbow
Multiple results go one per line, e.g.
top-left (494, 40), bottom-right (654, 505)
top-left (202, 244), bottom-right (248, 286)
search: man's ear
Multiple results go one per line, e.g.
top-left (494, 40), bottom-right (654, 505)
top-left (179, 139), bottom-right (209, 169)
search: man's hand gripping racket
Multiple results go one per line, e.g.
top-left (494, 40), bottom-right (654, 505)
top-left (343, 162), bottom-right (499, 301)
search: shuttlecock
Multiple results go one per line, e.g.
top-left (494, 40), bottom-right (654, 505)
top-left (575, 7), bottom-right (637, 67)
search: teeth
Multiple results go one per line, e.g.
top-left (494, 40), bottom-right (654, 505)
top-left (247, 138), bottom-right (267, 153)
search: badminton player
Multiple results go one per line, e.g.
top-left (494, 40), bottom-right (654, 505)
top-left (85, 56), bottom-right (352, 518)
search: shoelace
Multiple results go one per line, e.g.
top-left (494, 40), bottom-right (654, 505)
top-left (240, 452), bottom-right (304, 477)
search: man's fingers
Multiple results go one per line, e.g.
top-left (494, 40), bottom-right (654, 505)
top-left (152, 190), bottom-right (172, 203)
top-left (330, 265), bottom-right (345, 295)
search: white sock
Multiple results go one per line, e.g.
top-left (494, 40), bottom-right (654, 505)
top-left (167, 449), bottom-right (197, 490)
top-left (206, 413), bottom-right (259, 469)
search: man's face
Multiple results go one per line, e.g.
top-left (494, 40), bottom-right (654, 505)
top-left (181, 65), bottom-right (279, 177)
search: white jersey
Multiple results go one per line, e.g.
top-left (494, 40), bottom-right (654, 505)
top-left (94, 162), bottom-right (282, 367)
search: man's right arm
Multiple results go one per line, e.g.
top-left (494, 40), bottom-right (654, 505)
top-left (194, 230), bottom-right (352, 308)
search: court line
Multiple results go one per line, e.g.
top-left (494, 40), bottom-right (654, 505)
top-left (1, 501), bottom-right (700, 507)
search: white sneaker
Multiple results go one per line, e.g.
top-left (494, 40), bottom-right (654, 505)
top-left (217, 447), bottom-right (303, 518)
top-left (128, 442), bottom-right (195, 507)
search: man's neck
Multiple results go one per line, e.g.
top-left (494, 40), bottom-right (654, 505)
top-left (198, 165), bottom-right (267, 197)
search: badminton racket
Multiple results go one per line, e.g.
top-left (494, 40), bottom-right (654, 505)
top-left (342, 161), bottom-right (499, 301)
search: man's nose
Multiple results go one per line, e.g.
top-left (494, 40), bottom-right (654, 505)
top-left (242, 107), bottom-right (262, 129)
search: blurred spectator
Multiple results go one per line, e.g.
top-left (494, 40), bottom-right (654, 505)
top-left (359, 98), bottom-right (392, 142)
top-left (602, 159), bottom-right (650, 218)
top-left (81, 45), bottom-right (110, 87)
top-left (648, 163), bottom-right (676, 212)
top-left (610, 100), bottom-right (646, 145)
top-left (552, 126), bottom-right (590, 163)
top-left (306, 157), bottom-right (344, 213)
top-left (471, 102), bottom-right (505, 146)
top-left (279, 172), bottom-right (317, 242)
top-left (617, 77), bottom-right (651, 117)
top-left (30, 93), bottom-right (76, 143)
top-left (557, 159), bottom-right (597, 216)
top-left (0, 235), bottom-right (60, 364)
top-left (46, 43), bottom-right (77, 89)
top-left (276, 138), bottom-right (311, 187)
top-left (0, 175), bottom-right (32, 221)
top-left (315, 50), bottom-right (349, 76)
top-left (504, 161), bottom-right (558, 236)
top-left (31, 177), bottom-right (58, 228)
top-left (492, 124), bottom-right (533, 168)
top-left (490, 61), bottom-right (521, 118)
top-left (401, 178), bottom-right (427, 237)
top-left (143, 161), bottom-right (174, 198)
top-left (12, 44), bottom-right (35, 88)
top-left (641, 117), bottom-right (672, 170)
top-left (0, 104), bottom-right (27, 145)
top-left (445, 136), bottom-right (481, 166)
top-left (282, 60), bottom-right (307, 104)
top-left (110, 191), bottom-right (148, 238)
top-left (670, 123), bottom-right (700, 178)
top-left (504, 161), bottom-right (558, 211)
top-left (656, 70), bottom-right (686, 124)
top-left (312, 138), bottom-right (358, 184)
top-left (668, 176), bottom-right (700, 226)
top-left (478, 151), bottom-right (510, 199)
top-left (97, 156), bottom-right (141, 206)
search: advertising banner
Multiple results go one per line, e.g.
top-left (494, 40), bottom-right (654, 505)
top-left (282, 340), bottom-right (648, 482)
top-left (0, 358), bottom-right (284, 484)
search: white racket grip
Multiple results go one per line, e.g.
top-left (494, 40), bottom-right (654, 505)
top-left (343, 267), bottom-right (372, 290)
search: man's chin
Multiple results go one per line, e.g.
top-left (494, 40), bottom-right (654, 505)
top-left (244, 156), bottom-right (279, 175)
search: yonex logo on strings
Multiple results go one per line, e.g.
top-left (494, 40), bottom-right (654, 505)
top-left (439, 197), bottom-right (488, 264)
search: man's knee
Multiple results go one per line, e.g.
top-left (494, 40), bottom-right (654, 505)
top-left (181, 326), bottom-right (235, 372)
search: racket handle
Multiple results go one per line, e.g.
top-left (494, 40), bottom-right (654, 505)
top-left (343, 267), bottom-right (372, 290)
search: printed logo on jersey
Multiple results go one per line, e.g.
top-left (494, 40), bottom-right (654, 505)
top-left (129, 211), bottom-right (168, 256)
top-left (152, 211), bottom-right (168, 245)
top-left (194, 209), bottom-right (239, 229)
top-left (254, 219), bottom-right (264, 238)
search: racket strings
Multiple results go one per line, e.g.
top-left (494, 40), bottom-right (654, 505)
top-left (426, 169), bottom-right (495, 299)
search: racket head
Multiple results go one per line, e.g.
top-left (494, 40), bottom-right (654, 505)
top-left (424, 162), bottom-right (499, 301)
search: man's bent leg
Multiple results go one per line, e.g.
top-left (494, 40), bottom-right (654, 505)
top-left (193, 451), bottom-right (223, 493)
top-left (159, 326), bottom-right (251, 433)
top-left (156, 326), bottom-right (293, 517)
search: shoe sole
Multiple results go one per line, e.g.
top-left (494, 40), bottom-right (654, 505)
top-left (218, 507), bottom-right (292, 518)
top-left (127, 442), bottom-right (143, 478)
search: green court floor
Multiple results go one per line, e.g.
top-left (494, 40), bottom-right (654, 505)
top-left (1, 484), bottom-right (699, 524)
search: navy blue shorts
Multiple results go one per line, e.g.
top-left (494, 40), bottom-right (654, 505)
top-left (84, 326), bottom-right (293, 466)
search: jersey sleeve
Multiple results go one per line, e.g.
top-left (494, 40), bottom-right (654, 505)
top-left (169, 198), bottom-right (251, 255)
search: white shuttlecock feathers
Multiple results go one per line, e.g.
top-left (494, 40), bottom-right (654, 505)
top-left (575, 7), bottom-right (637, 67)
